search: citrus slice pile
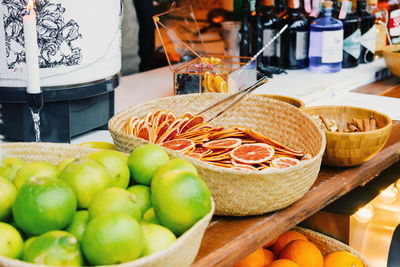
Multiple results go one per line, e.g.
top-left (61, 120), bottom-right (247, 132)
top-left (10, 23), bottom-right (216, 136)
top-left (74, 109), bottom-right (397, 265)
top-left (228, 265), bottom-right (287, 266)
top-left (122, 110), bottom-right (310, 172)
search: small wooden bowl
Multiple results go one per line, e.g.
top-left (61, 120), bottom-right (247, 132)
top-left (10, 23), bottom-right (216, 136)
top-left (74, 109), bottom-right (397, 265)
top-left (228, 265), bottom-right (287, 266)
top-left (257, 94), bottom-right (305, 109)
top-left (304, 105), bottom-right (392, 167)
top-left (383, 44), bottom-right (400, 78)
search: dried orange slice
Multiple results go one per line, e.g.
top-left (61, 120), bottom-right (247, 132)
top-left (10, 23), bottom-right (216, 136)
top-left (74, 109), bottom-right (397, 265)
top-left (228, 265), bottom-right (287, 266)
top-left (193, 147), bottom-right (213, 156)
top-left (156, 127), bottom-right (179, 144)
top-left (271, 157), bottom-right (300, 169)
top-left (186, 153), bottom-right (202, 159)
top-left (182, 112), bottom-right (194, 119)
top-left (230, 144), bottom-right (275, 164)
top-left (161, 139), bottom-right (195, 153)
top-left (166, 112), bottom-right (176, 122)
top-left (181, 115), bottom-right (205, 133)
top-left (137, 123), bottom-right (152, 141)
top-left (203, 138), bottom-right (242, 149)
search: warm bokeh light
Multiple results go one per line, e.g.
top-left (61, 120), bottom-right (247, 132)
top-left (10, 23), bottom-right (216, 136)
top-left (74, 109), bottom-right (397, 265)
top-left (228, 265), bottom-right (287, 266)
top-left (353, 204), bottom-right (374, 224)
top-left (27, 0), bottom-right (35, 11)
top-left (378, 185), bottom-right (398, 204)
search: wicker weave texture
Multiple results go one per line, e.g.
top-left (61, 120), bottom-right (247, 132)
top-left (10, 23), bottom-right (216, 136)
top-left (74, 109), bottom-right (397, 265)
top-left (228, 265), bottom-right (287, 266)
top-left (295, 227), bottom-right (370, 267)
top-left (0, 142), bottom-right (214, 267)
top-left (108, 93), bottom-right (326, 216)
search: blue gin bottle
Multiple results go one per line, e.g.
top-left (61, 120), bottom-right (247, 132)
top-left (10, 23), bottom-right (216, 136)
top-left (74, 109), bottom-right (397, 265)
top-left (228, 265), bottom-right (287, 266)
top-left (309, 1), bottom-right (344, 73)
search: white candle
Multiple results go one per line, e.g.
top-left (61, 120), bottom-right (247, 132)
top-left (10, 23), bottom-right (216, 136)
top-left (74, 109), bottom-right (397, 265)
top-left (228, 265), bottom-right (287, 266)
top-left (23, 2), bottom-right (41, 94)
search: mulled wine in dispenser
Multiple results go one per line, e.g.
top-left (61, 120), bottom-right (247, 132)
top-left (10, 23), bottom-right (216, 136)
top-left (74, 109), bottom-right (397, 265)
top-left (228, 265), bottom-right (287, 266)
top-left (0, 0), bottom-right (122, 142)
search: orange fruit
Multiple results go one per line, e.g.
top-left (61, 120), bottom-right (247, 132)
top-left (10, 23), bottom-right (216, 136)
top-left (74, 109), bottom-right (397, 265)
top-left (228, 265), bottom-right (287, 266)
top-left (271, 158), bottom-right (300, 169)
top-left (280, 240), bottom-right (323, 267)
top-left (324, 251), bottom-right (364, 267)
top-left (268, 259), bottom-right (300, 267)
top-left (272, 231), bottom-right (308, 254)
top-left (161, 139), bottom-right (195, 153)
top-left (264, 249), bottom-right (275, 266)
top-left (203, 138), bottom-right (242, 149)
top-left (263, 236), bottom-right (279, 249)
top-left (234, 248), bottom-right (266, 267)
top-left (230, 144), bottom-right (275, 164)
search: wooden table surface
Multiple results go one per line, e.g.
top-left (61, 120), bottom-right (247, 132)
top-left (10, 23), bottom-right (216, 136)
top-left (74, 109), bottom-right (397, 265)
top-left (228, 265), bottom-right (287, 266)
top-left (192, 76), bottom-right (400, 267)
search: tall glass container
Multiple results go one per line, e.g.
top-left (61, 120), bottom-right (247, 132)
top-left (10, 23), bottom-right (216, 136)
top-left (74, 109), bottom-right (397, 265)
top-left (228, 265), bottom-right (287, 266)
top-left (309, 1), bottom-right (344, 73)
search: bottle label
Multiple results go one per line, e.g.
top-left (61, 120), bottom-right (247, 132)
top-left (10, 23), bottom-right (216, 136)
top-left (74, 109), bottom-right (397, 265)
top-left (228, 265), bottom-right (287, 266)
top-left (343, 29), bottom-right (361, 59)
top-left (322, 30), bottom-right (344, 63)
top-left (263, 29), bottom-right (277, 57)
top-left (295, 31), bottom-right (308, 60)
top-left (338, 0), bottom-right (349, 20)
top-left (389, 9), bottom-right (400, 36)
top-left (361, 25), bottom-right (377, 53)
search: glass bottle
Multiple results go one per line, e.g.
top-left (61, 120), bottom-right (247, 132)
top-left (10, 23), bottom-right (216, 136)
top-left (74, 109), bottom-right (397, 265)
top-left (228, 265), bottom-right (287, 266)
top-left (356, 0), bottom-right (376, 63)
top-left (240, 0), bottom-right (251, 59)
top-left (369, 0), bottom-right (388, 53)
top-left (309, 1), bottom-right (344, 73)
top-left (260, 0), bottom-right (279, 66)
top-left (280, 0), bottom-right (310, 69)
top-left (387, 0), bottom-right (400, 44)
top-left (338, 0), bottom-right (362, 68)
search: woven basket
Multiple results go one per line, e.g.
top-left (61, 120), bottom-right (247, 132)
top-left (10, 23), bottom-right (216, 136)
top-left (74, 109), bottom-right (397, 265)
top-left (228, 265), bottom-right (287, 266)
top-left (0, 142), bottom-right (214, 267)
top-left (294, 227), bottom-right (370, 267)
top-left (109, 93), bottom-right (326, 216)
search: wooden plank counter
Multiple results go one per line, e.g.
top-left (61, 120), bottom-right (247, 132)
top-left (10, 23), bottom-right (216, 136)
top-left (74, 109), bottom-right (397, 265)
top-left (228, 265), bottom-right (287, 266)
top-left (193, 77), bottom-right (400, 267)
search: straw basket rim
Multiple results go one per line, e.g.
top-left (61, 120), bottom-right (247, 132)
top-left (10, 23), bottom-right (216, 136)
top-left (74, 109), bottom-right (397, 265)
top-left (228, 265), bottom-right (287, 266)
top-left (304, 105), bottom-right (393, 136)
top-left (0, 142), bottom-right (215, 267)
top-left (256, 94), bottom-right (305, 109)
top-left (294, 226), bottom-right (370, 266)
top-left (109, 94), bottom-right (326, 176)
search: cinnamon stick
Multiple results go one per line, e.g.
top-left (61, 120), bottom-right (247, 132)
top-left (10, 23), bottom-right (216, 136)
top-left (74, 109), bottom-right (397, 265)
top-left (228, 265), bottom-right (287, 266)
top-left (363, 119), bottom-right (371, 132)
top-left (370, 119), bottom-right (377, 130)
top-left (353, 118), bottom-right (364, 132)
top-left (348, 124), bottom-right (359, 132)
top-left (338, 124), bottom-right (344, 133)
top-left (319, 115), bottom-right (330, 130)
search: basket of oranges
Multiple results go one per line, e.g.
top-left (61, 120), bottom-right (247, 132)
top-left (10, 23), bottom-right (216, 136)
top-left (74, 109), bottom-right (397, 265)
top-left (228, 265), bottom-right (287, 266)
top-left (236, 227), bottom-right (369, 267)
top-left (109, 93), bottom-right (326, 216)
top-left (0, 142), bottom-right (214, 267)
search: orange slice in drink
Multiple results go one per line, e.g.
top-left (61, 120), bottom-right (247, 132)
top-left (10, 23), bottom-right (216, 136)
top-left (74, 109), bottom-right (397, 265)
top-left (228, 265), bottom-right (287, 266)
top-left (230, 144), bottom-right (275, 164)
top-left (271, 157), bottom-right (300, 169)
top-left (161, 139), bottom-right (195, 153)
top-left (203, 138), bottom-right (242, 149)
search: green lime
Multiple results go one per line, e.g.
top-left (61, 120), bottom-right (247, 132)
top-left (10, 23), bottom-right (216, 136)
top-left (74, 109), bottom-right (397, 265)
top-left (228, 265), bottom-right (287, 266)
top-left (81, 212), bottom-right (144, 265)
top-left (13, 178), bottom-right (77, 235)
top-left (128, 144), bottom-right (170, 185)
top-left (23, 230), bottom-right (83, 266)
top-left (66, 210), bottom-right (89, 242)
top-left (87, 150), bottom-right (130, 188)
top-left (151, 169), bottom-right (211, 235)
top-left (127, 185), bottom-right (151, 215)
top-left (57, 158), bottom-right (76, 172)
top-left (156, 158), bottom-right (198, 176)
top-left (0, 177), bottom-right (17, 221)
top-left (141, 223), bottom-right (176, 256)
top-left (143, 208), bottom-right (160, 224)
top-left (0, 158), bottom-right (25, 182)
top-left (59, 158), bottom-right (112, 208)
top-left (0, 222), bottom-right (23, 259)
top-left (14, 161), bottom-right (59, 190)
top-left (79, 142), bottom-right (116, 150)
top-left (88, 188), bottom-right (141, 221)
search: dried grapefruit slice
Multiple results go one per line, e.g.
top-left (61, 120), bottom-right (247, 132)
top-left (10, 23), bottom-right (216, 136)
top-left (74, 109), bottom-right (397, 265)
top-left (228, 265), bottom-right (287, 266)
top-left (137, 123), bottom-right (152, 141)
top-left (166, 112), bottom-right (176, 122)
top-left (156, 127), bottom-right (179, 144)
top-left (186, 153), bottom-right (202, 159)
top-left (232, 165), bottom-right (259, 171)
top-left (230, 144), bottom-right (275, 164)
top-left (203, 138), bottom-right (242, 149)
top-left (193, 147), bottom-right (213, 156)
top-left (161, 139), bottom-right (195, 153)
top-left (271, 157), bottom-right (300, 169)
top-left (181, 115), bottom-right (205, 133)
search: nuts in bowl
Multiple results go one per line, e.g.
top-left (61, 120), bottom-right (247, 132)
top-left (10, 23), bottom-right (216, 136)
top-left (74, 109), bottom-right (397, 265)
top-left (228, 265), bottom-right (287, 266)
top-left (304, 105), bottom-right (392, 167)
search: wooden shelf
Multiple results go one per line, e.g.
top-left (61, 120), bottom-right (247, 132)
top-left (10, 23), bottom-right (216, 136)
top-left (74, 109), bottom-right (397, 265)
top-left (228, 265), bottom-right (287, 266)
top-left (192, 77), bottom-right (400, 267)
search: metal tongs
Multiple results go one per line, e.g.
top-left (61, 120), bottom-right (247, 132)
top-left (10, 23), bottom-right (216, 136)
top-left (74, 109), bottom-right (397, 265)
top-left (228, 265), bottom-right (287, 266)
top-left (196, 76), bottom-right (269, 123)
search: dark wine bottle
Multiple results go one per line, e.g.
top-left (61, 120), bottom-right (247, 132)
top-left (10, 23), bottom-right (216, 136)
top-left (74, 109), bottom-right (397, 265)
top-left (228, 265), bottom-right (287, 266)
top-left (356, 0), bottom-right (376, 63)
top-left (337, 0), bottom-right (362, 68)
top-left (279, 0), bottom-right (310, 69)
top-left (260, 0), bottom-right (279, 66)
top-left (240, 0), bottom-right (251, 59)
top-left (275, 0), bottom-right (287, 17)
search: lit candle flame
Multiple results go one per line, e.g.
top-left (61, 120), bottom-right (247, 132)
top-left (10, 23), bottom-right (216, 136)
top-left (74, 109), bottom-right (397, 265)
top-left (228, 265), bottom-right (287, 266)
top-left (27, 0), bottom-right (35, 12)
